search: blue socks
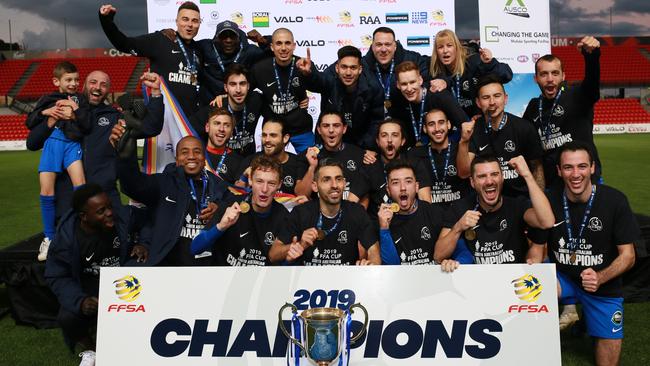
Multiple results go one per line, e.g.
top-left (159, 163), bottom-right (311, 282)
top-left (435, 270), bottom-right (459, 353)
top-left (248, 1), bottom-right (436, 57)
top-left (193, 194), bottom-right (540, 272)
top-left (40, 195), bottom-right (56, 240)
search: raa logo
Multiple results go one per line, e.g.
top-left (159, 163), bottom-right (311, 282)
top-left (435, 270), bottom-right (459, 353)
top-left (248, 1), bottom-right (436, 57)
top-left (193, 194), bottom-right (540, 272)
top-left (113, 275), bottom-right (142, 302)
top-left (504, 0), bottom-right (530, 18)
top-left (508, 274), bottom-right (549, 313)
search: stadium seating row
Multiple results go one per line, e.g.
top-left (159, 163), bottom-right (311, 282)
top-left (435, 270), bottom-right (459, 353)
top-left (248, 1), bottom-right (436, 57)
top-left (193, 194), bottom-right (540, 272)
top-left (552, 46), bottom-right (650, 84)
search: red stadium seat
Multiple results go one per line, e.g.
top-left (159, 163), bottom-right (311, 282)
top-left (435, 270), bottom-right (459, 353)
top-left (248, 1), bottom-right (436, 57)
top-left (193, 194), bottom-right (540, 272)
top-left (593, 98), bottom-right (650, 125)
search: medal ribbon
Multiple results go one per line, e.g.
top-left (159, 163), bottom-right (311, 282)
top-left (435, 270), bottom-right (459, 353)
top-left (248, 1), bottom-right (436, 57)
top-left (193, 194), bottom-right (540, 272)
top-left (427, 142), bottom-right (452, 183)
top-left (212, 44), bottom-right (242, 73)
top-left (375, 59), bottom-right (395, 102)
top-left (485, 113), bottom-right (508, 135)
top-left (188, 172), bottom-right (209, 216)
top-left (452, 74), bottom-right (461, 103)
top-left (316, 209), bottom-right (344, 237)
top-left (290, 312), bottom-right (302, 366)
top-left (227, 103), bottom-right (248, 139)
top-left (562, 185), bottom-right (596, 257)
top-left (537, 87), bottom-right (563, 141)
top-left (408, 88), bottom-right (427, 143)
top-left (273, 58), bottom-right (296, 99)
top-left (176, 36), bottom-right (199, 92)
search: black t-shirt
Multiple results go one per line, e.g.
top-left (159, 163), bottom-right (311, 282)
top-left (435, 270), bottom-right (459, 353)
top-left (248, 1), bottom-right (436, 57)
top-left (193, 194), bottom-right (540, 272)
top-left (443, 194), bottom-right (532, 264)
top-left (301, 143), bottom-right (369, 200)
top-left (226, 92), bottom-right (264, 157)
top-left (209, 195), bottom-right (290, 266)
top-left (249, 56), bottom-right (313, 135)
top-left (528, 185), bottom-right (640, 297)
top-left (165, 183), bottom-right (211, 266)
top-left (388, 200), bottom-right (444, 265)
top-left (77, 224), bottom-right (121, 296)
top-left (469, 113), bottom-right (544, 197)
top-left (407, 143), bottom-right (470, 207)
top-left (522, 50), bottom-right (602, 189)
top-left (364, 156), bottom-right (431, 219)
top-left (238, 152), bottom-right (307, 196)
top-left (278, 200), bottom-right (378, 265)
top-left (206, 147), bottom-right (244, 185)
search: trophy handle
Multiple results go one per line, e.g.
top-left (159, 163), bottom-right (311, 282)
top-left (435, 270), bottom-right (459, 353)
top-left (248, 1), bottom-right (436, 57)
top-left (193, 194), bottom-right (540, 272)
top-left (348, 303), bottom-right (369, 343)
top-left (278, 302), bottom-right (306, 355)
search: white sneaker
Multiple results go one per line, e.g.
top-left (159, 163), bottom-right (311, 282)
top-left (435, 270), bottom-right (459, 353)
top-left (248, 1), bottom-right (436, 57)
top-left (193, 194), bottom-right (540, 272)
top-left (78, 350), bottom-right (96, 366)
top-left (559, 308), bottom-right (579, 331)
top-left (37, 237), bottom-right (51, 262)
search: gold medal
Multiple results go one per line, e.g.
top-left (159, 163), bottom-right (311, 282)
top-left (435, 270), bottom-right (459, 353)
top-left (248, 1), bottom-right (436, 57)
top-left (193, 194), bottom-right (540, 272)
top-left (316, 229), bottom-right (326, 241)
top-left (312, 146), bottom-right (320, 155)
top-left (389, 203), bottom-right (399, 213)
top-left (190, 73), bottom-right (197, 84)
top-left (384, 100), bottom-right (392, 109)
top-left (464, 229), bottom-right (476, 241)
top-left (239, 202), bottom-right (250, 214)
top-left (569, 252), bottom-right (576, 264)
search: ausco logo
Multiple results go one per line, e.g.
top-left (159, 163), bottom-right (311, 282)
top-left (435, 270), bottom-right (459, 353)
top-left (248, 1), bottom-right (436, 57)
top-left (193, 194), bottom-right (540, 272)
top-left (252, 12), bottom-right (269, 27)
top-left (150, 318), bottom-right (502, 359)
top-left (407, 36), bottom-right (430, 47)
top-left (504, 0), bottom-right (530, 18)
top-left (385, 13), bottom-right (409, 23)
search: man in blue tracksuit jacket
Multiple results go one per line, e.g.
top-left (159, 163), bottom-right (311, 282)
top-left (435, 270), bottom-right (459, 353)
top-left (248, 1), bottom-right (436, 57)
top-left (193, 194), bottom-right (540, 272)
top-left (45, 184), bottom-right (140, 356)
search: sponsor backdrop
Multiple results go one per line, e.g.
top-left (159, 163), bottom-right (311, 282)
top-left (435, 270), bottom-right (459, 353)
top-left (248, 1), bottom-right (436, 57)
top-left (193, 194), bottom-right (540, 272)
top-left (97, 265), bottom-right (561, 365)
top-left (146, 0), bottom-right (455, 148)
top-left (479, 0), bottom-right (551, 117)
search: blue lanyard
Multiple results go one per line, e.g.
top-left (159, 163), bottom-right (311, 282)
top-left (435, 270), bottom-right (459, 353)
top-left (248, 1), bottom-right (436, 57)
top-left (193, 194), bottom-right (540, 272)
top-left (485, 113), bottom-right (508, 135)
top-left (375, 59), bottom-right (395, 100)
top-left (452, 74), bottom-right (461, 102)
top-left (537, 87), bottom-right (563, 140)
top-left (215, 149), bottom-right (228, 175)
top-left (316, 209), bottom-right (344, 238)
top-left (176, 36), bottom-right (199, 92)
top-left (227, 103), bottom-right (247, 137)
top-left (212, 44), bottom-right (242, 73)
top-left (188, 172), bottom-right (208, 216)
top-left (427, 142), bottom-right (452, 183)
top-left (272, 58), bottom-right (295, 98)
top-left (408, 88), bottom-right (427, 143)
top-left (562, 185), bottom-right (596, 253)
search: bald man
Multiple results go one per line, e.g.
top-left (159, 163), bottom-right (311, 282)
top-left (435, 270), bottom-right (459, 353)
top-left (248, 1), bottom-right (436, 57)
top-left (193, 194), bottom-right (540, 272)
top-left (249, 28), bottom-right (316, 153)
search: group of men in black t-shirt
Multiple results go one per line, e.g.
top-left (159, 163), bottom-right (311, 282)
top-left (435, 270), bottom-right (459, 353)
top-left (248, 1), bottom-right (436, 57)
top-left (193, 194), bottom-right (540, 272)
top-left (42, 2), bottom-right (641, 365)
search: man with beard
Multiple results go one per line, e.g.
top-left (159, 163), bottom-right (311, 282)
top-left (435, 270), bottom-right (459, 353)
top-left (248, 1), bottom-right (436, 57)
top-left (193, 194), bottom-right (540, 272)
top-left (111, 134), bottom-right (226, 266)
top-left (249, 28), bottom-right (314, 153)
top-left (364, 27), bottom-right (430, 116)
top-left (45, 184), bottom-right (136, 365)
top-left (406, 109), bottom-right (470, 207)
top-left (269, 159), bottom-right (380, 265)
top-left (197, 20), bottom-right (267, 104)
top-left (364, 119), bottom-right (432, 218)
top-left (523, 36), bottom-right (603, 189)
top-left (392, 61), bottom-right (469, 147)
top-left (457, 75), bottom-right (544, 197)
top-left (296, 45), bottom-right (384, 150)
top-left (99, 2), bottom-right (202, 119)
top-left (299, 112), bottom-right (371, 203)
top-left (236, 119), bottom-right (311, 197)
top-left (191, 155), bottom-right (290, 266)
top-left (527, 141), bottom-right (637, 365)
top-left (203, 108), bottom-right (243, 184)
top-left (435, 155), bottom-right (554, 265)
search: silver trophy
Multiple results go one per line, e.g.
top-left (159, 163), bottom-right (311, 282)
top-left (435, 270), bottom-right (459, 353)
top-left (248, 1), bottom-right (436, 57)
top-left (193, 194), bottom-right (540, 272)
top-left (278, 303), bottom-right (368, 366)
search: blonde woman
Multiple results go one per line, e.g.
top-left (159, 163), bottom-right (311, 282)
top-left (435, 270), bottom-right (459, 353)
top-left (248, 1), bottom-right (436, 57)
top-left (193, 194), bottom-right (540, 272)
top-left (429, 29), bottom-right (512, 117)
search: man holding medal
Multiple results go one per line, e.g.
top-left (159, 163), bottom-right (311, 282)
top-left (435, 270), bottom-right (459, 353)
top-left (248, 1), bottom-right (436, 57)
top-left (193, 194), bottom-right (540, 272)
top-left (191, 156), bottom-right (290, 266)
top-left (99, 2), bottom-right (202, 120)
top-left (392, 61), bottom-right (469, 148)
top-left (377, 160), bottom-right (444, 265)
top-left (523, 36), bottom-right (603, 189)
top-left (269, 159), bottom-right (380, 265)
top-left (406, 109), bottom-right (470, 207)
top-left (111, 134), bottom-right (227, 266)
top-left (249, 28), bottom-right (315, 153)
top-left (203, 108), bottom-right (244, 184)
top-left (527, 141), bottom-right (638, 365)
top-left (434, 155), bottom-right (554, 265)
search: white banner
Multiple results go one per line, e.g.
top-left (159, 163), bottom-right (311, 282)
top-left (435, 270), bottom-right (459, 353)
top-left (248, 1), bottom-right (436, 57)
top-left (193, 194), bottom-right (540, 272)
top-left (97, 265), bottom-right (561, 365)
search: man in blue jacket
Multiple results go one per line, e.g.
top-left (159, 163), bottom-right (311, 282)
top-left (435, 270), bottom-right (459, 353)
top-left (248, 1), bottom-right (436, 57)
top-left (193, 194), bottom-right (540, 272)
top-left (112, 132), bottom-right (227, 266)
top-left (45, 184), bottom-right (138, 364)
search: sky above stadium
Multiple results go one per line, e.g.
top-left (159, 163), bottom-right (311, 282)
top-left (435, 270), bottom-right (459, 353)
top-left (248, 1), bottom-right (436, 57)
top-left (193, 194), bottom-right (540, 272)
top-left (0, 0), bottom-right (648, 50)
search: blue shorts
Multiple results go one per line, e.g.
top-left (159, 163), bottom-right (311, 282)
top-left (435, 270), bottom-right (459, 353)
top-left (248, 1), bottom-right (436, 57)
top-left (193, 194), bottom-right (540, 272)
top-left (557, 271), bottom-right (624, 339)
top-left (289, 131), bottom-right (315, 154)
top-left (38, 129), bottom-right (82, 173)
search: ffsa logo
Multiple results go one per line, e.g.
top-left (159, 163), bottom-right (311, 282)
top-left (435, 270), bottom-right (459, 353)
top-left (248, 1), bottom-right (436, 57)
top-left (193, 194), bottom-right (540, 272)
top-left (507, 274), bottom-right (548, 313)
top-left (503, 0), bottom-right (530, 18)
top-left (108, 275), bottom-right (146, 313)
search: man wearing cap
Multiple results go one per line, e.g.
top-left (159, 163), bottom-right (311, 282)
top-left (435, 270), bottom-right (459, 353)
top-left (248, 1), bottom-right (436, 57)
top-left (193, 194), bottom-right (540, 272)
top-left (197, 20), bottom-right (268, 105)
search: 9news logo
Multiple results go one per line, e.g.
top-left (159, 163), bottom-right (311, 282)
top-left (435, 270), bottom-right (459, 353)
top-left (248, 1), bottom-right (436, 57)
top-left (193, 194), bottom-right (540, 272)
top-left (107, 275), bottom-right (146, 313)
top-left (507, 274), bottom-right (549, 313)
